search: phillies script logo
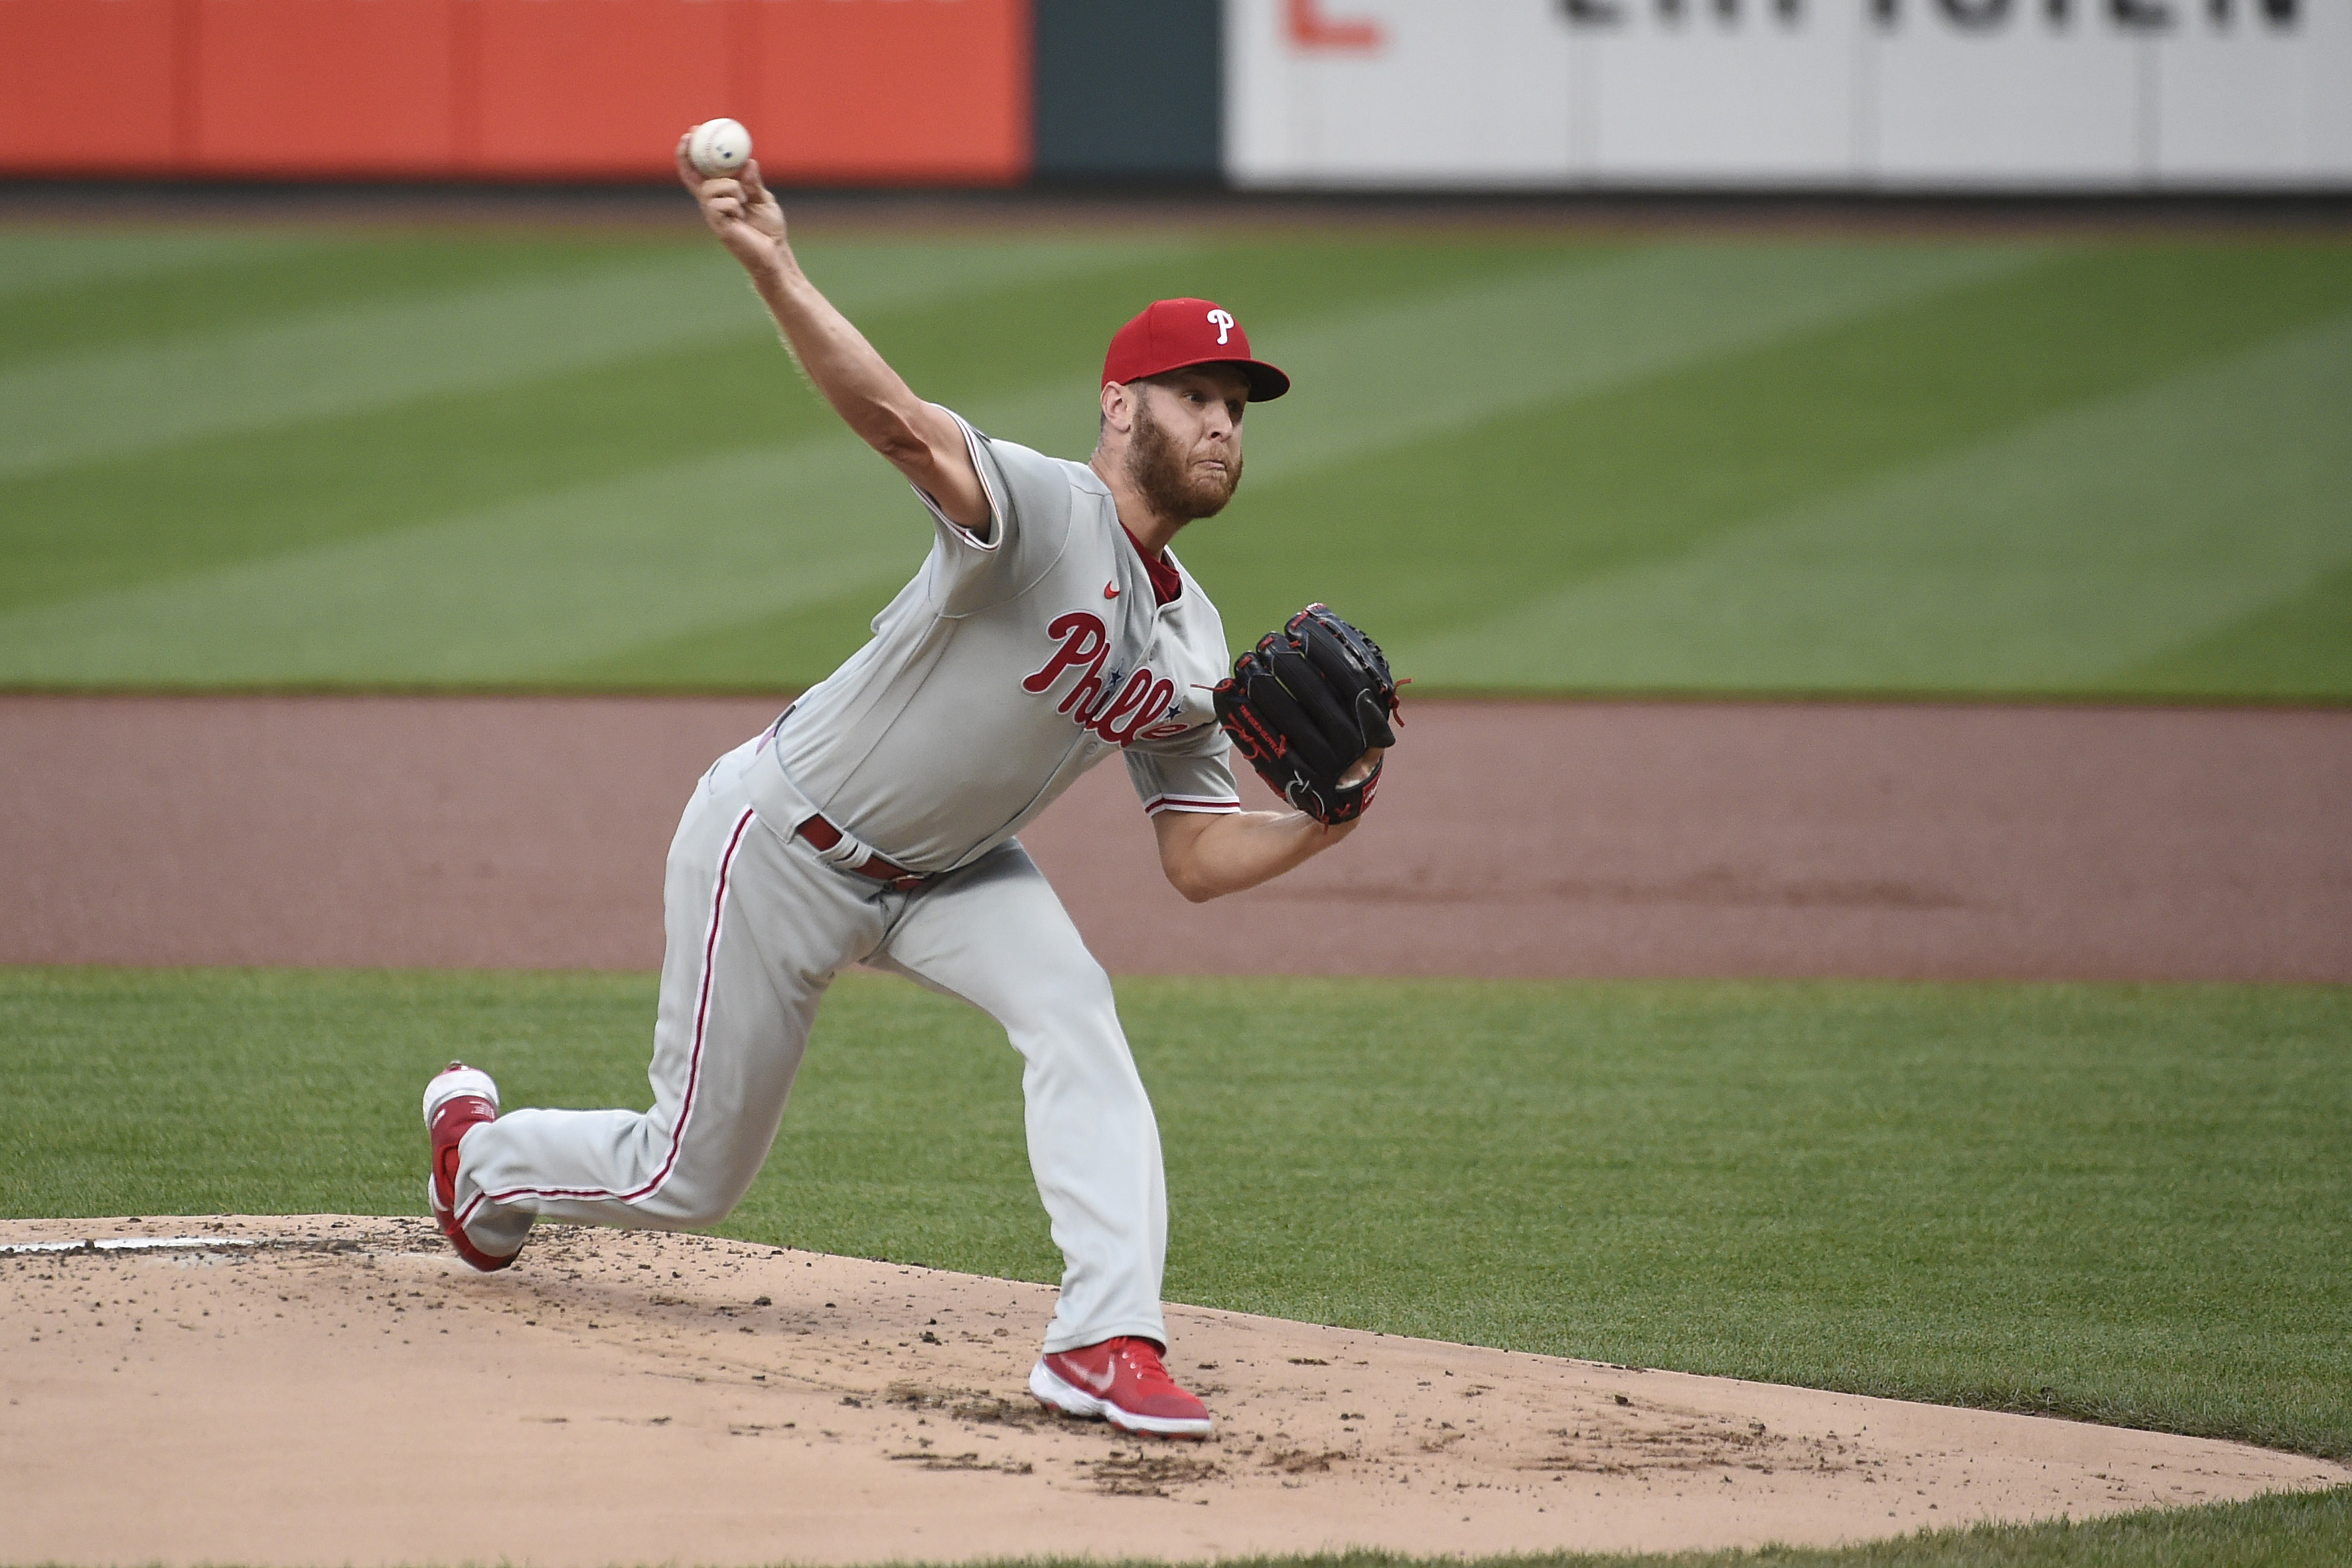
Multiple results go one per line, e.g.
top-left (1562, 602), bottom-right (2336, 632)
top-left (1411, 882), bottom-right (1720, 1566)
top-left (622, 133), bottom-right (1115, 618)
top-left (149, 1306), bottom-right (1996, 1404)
top-left (1022, 612), bottom-right (1185, 745)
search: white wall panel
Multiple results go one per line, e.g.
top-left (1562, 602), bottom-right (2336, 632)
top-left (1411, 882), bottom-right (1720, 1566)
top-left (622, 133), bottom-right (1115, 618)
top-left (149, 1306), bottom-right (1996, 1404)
top-left (1868, 13), bottom-right (2146, 186)
top-left (2154, 3), bottom-right (2352, 182)
top-left (2320, 3), bottom-right (2352, 180)
top-left (1226, 0), bottom-right (1572, 187)
top-left (1581, 5), bottom-right (1866, 183)
top-left (1224, 0), bottom-right (2352, 189)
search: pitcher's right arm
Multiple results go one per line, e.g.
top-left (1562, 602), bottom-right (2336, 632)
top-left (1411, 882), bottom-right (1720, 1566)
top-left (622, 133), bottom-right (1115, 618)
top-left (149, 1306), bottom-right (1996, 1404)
top-left (678, 139), bottom-right (991, 537)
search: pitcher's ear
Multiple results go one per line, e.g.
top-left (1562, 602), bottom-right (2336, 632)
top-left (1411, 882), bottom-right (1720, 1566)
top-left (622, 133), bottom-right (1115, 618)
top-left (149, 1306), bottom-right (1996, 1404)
top-left (1100, 380), bottom-right (1134, 434)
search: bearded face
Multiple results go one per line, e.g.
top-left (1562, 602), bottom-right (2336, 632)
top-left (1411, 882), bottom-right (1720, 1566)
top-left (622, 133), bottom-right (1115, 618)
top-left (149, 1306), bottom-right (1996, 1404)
top-left (1125, 387), bottom-right (1243, 522)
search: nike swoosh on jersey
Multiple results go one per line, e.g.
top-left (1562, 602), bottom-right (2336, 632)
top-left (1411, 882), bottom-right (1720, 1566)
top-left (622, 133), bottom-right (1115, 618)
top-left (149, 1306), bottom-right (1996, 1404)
top-left (1104, 581), bottom-right (1121, 599)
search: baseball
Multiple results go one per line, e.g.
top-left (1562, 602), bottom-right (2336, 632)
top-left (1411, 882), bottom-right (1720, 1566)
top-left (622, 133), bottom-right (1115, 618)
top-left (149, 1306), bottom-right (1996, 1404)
top-left (687, 118), bottom-right (753, 178)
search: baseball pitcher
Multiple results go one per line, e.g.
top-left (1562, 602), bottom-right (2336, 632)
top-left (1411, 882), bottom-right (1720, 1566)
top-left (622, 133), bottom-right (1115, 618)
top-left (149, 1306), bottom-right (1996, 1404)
top-left (421, 140), bottom-right (1398, 1439)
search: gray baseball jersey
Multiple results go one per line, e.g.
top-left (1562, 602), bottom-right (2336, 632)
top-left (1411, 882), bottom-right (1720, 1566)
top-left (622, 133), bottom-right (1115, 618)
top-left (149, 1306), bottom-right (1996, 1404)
top-left (447, 405), bottom-right (1248, 1360)
top-left (757, 410), bottom-right (1243, 870)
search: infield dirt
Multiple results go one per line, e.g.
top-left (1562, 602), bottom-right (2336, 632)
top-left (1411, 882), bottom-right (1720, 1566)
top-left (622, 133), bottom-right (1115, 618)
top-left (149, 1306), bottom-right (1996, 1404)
top-left (4, 693), bottom-right (2347, 981)
top-left (4, 1216), bottom-right (2343, 1567)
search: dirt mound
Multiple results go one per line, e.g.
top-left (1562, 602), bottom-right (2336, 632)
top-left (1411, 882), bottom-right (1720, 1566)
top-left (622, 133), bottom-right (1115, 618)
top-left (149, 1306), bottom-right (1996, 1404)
top-left (4, 1216), bottom-right (2341, 1565)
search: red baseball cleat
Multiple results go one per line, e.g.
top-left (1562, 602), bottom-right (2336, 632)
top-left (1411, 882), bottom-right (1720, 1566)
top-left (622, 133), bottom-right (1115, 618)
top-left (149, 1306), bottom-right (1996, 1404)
top-left (422, 1061), bottom-right (517, 1273)
top-left (1030, 1336), bottom-right (1212, 1439)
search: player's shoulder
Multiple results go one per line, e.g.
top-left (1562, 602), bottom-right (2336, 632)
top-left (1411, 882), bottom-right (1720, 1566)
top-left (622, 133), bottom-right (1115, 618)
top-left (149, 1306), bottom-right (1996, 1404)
top-left (970, 427), bottom-right (1104, 503)
top-left (934, 420), bottom-right (1101, 590)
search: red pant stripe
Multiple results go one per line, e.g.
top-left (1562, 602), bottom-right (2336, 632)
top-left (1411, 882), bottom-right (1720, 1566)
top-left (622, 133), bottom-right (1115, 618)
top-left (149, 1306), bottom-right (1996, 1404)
top-left (469, 805), bottom-right (756, 1215)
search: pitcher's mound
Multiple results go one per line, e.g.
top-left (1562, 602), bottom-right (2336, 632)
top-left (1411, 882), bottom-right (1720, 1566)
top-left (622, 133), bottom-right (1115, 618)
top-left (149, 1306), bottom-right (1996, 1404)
top-left (3, 1216), bottom-right (2340, 1565)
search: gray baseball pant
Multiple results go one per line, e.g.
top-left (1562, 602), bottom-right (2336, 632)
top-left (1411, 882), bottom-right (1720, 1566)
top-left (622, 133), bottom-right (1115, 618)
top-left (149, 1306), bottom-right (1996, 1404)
top-left (450, 738), bottom-right (1171, 1353)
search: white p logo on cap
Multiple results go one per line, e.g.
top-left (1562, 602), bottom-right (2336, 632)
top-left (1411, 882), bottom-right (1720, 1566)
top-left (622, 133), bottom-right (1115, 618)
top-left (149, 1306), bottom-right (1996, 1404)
top-left (1207, 308), bottom-right (1234, 345)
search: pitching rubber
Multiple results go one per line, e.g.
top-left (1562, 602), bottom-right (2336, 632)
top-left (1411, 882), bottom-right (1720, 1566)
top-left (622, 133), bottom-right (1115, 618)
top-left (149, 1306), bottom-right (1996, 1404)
top-left (1028, 1358), bottom-right (1213, 1439)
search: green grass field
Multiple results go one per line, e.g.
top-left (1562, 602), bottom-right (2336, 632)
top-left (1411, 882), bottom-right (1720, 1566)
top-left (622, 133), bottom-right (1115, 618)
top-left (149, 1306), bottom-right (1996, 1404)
top-left (7, 967), bottom-right (2347, 1463)
top-left (2, 224), bottom-right (2347, 697)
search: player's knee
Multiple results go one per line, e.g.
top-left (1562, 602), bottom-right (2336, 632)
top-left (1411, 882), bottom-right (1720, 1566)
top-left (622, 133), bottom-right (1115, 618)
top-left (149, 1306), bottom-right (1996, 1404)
top-left (1031, 953), bottom-right (1119, 1029)
top-left (636, 1157), bottom-right (758, 1229)
top-left (644, 1186), bottom-right (741, 1230)
top-left (999, 956), bottom-right (1124, 1054)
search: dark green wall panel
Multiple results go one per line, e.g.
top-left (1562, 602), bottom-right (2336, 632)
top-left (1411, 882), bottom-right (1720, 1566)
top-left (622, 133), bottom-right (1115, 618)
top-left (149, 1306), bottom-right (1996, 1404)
top-left (1033, 0), bottom-right (1223, 180)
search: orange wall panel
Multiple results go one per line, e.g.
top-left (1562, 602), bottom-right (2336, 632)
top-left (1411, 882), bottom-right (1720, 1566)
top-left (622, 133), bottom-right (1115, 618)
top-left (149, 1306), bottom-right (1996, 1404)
top-left (0, 0), bottom-right (1033, 182)
top-left (472, 0), bottom-right (735, 178)
top-left (0, 0), bottom-right (182, 172)
top-left (191, 0), bottom-right (458, 175)
top-left (752, 0), bottom-right (1028, 184)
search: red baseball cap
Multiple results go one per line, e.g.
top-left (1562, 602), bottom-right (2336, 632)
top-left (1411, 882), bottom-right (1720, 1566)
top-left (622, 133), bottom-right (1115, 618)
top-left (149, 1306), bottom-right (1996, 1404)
top-left (1102, 297), bottom-right (1289, 401)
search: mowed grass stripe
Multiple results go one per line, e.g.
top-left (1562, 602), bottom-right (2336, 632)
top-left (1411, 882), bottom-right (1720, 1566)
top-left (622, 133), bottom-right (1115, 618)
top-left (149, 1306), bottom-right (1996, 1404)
top-left (0, 332), bottom-right (836, 614)
top-left (0, 228), bottom-right (325, 303)
top-left (930, 243), bottom-right (2043, 493)
top-left (9, 234), bottom-right (2347, 697)
top-left (4, 968), bottom-right (2346, 1462)
top-left (1244, 242), bottom-right (2041, 487)
top-left (0, 236), bottom-right (1517, 624)
top-left (0, 238), bottom-right (1293, 681)
top-left (544, 245), bottom-right (2042, 689)
top-left (556, 578), bottom-right (915, 688)
top-left (0, 238), bottom-right (1212, 618)
top-left (10, 244), bottom-right (2018, 687)
top-left (0, 435), bottom-right (934, 683)
top-left (0, 248), bottom-right (739, 477)
top-left (0, 231), bottom-right (693, 368)
top-left (1186, 243), bottom-right (2352, 664)
top-left (778, 236), bottom-right (1615, 474)
top-left (2124, 554), bottom-right (2352, 699)
top-left (861, 234), bottom-right (1606, 417)
top-left (1404, 311), bottom-right (2352, 693)
top-left (0, 238), bottom-right (1171, 480)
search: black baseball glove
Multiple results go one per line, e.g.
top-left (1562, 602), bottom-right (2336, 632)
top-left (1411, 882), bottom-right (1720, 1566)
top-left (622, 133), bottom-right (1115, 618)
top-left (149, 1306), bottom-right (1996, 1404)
top-left (1213, 604), bottom-right (1401, 825)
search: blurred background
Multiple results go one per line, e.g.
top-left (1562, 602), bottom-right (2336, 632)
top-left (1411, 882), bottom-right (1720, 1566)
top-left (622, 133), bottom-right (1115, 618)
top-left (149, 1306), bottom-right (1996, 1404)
top-left (0, 0), bottom-right (2346, 701)
top-left (3, 0), bottom-right (2348, 190)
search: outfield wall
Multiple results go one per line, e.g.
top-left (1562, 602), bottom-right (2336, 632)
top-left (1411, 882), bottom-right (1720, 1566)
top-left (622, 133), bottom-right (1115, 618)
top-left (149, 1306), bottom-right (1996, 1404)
top-left (0, 0), bottom-right (2345, 187)
top-left (1231, 0), bottom-right (2352, 189)
top-left (0, 0), bottom-right (1031, 182)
